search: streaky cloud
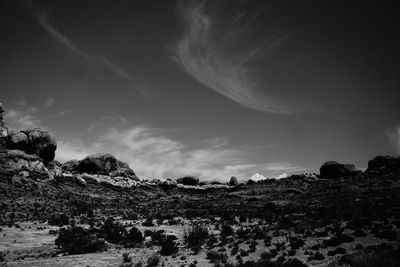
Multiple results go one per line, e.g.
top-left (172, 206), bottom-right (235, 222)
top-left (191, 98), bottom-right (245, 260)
top-left (34, 10), bottom-right (149, 96)
top-left (172, 0), bottom-right (290, 114)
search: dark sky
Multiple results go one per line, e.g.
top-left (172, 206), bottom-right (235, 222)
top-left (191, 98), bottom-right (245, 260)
top-left (1, 0), bottom-right (399, 181)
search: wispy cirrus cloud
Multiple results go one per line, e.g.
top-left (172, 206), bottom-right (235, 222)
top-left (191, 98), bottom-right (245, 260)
top-left (172, 0), bottom-right (290, 114)
top-left (33, 10), bottom-right (149, 96)
top-left (385, 126), bottom-right (400, 154)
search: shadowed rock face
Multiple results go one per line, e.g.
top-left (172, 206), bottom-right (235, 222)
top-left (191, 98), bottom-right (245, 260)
top-left (7, 129), bottom-right (57, 165)
top-left (77, 153), bottom-right (119, 174)
top-left (176, 176), bottom-right (199, 186)
top-left (320, 161), bottom-right (361, 179)
top-left (229, 176), bottom-right (238, 186)
top-left (367, 155), bottom-right (400, 172)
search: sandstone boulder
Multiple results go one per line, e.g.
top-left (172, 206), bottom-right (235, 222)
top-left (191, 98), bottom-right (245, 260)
top-left (366, 155), bottom-right (400, 172)
top-left (77, 153), bottom-right (118, 174)
top-left (8, 131), bottom-right (30, 152)
top-left (229, 176), bottom-right (238, 186)
top-left (26, 129), bottom-right (57, 165)
top-left (320, 161), bottom-right (361, 179)
top-left (62, 159), bottom-right (79, 173)
top-left (176, 176), bottom-right (199, 186)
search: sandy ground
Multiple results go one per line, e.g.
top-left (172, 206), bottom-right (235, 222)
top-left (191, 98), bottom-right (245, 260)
top-left (1, 219), bottom-right (398, 267)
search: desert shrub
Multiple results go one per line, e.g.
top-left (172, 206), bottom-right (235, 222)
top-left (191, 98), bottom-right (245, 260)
top-left (207, 234), bottom-right (218, 248)
top-left (48, 213), bottom-right (69, 227)
top-left (142, 217), bottom-right (155, 227)
top-left (149, 230), bottom-right (166, 245)
top-left (55, 226), bottom-right (107, 255)
top-left (184, 224), bottom-right (209, 252)
top-left (308, 251), bottom-right (324, 261)
top-left (289, 236), bottom-right (304, 250)
top-left (160, 236), bottom-right (179, 256)
top-left (338, 249), bottom-right (400, 267)
top-left (253, 227), bottom-right (267, 240)
top-left (274, 241), bottom-right (286, 251)
top-left (125, 227), bottom-right (144, 247)
top-left (327, 247), bottom-right (346, 256)
top-left (264, 236), bottom-right (272, 246)
top-left (353, 228), bottom-right (367, 237)
top-left (236, 227), bottom-right (251, 239)
top-left (206, 250), bottom-right (228, 263)
top-left (323, 233), bottom-right (354, 247)
top-left (375, 229), bottom-right (398, 241)
top-left (119, 252), bottom-right (134, 267)
top-left (231, 245), bottom-right (239, 256)
top-left (147, 254), bottom-right (160, 267)
top-left (220, 225), bottom-right (234, 237)
top-left (101, 217), bottom-right (127, 244)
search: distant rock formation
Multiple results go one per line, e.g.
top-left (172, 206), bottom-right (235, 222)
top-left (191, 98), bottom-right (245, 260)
top-left (229, 176), bottom-right (238, 186)
top-left (62, 153), bottom-right (138, 181)
top-left (319, 161), bottom-right (361, 179)
top-left (77, 153), bottom-right (119, 174)
top-left (367, 155), bottom-right (400, 172)
top-left (176, 176), bottom-right (199, 186)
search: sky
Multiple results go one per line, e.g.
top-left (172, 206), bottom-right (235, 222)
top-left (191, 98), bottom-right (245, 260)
top-left (1, 0), bottom-right (399, 181)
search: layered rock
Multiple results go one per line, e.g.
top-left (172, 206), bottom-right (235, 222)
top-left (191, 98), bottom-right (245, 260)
top-left (176, 176), bottom-right (199, 186)
top-left (320, 161), bottom-right (361, 179)
top-left (366, 155), bottom-right (400, 172)
top-left (7, 149), bottom-right (49, 180)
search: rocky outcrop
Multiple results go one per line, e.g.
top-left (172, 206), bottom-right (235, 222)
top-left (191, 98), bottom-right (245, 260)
top-left (366, 155), bottom-right (400, 172)
top-left (229, 176), bottom-right (238, 186)
top-left (61, 159), bottom-right (79, 173)
top-left (6, 149), bottom-right (49, 180)
top-left (176, 176), bottom-right (199, 186)
top-left (320, 161), bottom-right (361, 179)
top-left (77, 153), bottom-right (119, 174)
top-left (74, 153), bottom-right (138, 180)
top-left (26, 129), bottom-right (57, 164)
top-left (6, 129), bottom-right (56, 165)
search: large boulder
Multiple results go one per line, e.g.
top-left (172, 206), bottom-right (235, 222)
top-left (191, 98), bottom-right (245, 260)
top-left (8, 131), bottom-right (30, 152)
top-left (366, 155), bottom-right (400, 172)
top-left (229, 176), bottom-right (238, 186)
top-left (176, 176), bottom-right (199, 186)
top-left (26, 129), bottom-right (57, 165)
top-left (320, 161), bottom-right (361, 179)
top-left (62, 159), bottom-right (79, 173)
top-left (77, 153), bottom-right (118, 174)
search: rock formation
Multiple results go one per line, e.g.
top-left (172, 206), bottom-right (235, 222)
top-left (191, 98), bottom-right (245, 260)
top-left (229, 176), bottom-right (238, 186)
top-left (319, 161), bottom-right (361, 179)
top-left (366, 155), bottom-right (400, 172)
top-left (7, 129), bottom-right (57, 165)
top-left (176, 176), bottom-right (199, 186)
